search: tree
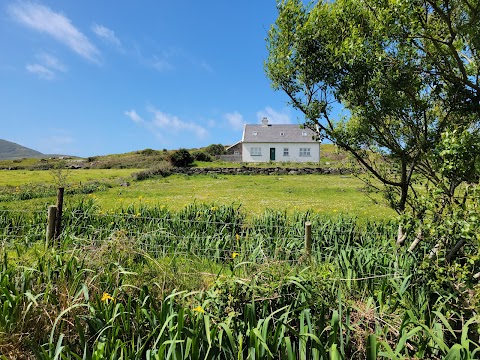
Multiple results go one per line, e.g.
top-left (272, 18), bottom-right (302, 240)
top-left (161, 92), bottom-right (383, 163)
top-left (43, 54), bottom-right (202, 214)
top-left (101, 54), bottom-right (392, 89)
top-left (266, 0), bottom-right (480, 245)
top-left (204, 144), bottom-right (226, 156)
top-left (169, 149), bottom-right (194, 167)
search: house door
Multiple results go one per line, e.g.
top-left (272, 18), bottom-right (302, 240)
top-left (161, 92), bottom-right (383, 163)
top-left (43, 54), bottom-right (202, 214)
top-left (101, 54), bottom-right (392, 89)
top-left (269, 148), bottom-right (276, 161)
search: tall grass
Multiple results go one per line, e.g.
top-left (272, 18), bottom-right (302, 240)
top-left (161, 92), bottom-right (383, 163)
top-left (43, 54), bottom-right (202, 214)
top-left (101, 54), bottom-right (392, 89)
top-left (0, 199), bottom-right (478, 359)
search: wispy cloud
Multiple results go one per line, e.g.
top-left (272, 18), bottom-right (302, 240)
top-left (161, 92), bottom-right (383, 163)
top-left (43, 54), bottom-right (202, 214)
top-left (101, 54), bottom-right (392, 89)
top-left (125, 107), bottom-right (208, 139)
top-left (225, 111), bottom-right (245, 130)
top-left (37, 52), bottom-right (67, 72)
top-left (92, 23), bottom-right (121, 48)
top-left (256, 107), bottom-right (292, 124)
top-left (37, 129), bottom-right (75, 154)
top-left (124, 109), bottom-right (144, 123)
top-left (26, 52), bottom-right (67, 80)
top-left (149, 107), bottom-right (208, 138)
top-left (26, 63), bottom-right (55, 79)
top-left (151, 50), bottom-right (177, 72)
top-left (8, 2), bottom-right (101, 63)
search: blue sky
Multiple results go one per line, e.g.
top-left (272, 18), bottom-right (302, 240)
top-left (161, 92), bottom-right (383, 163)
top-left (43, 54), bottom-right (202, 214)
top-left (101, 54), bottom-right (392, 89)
top-left (0, 0), bottom-right (307, 157)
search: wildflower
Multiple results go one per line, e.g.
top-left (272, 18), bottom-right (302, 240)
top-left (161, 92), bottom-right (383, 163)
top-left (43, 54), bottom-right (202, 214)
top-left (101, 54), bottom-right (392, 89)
top-left (211, 206), bottom-right (217, 211)
top-left (232, 252), bottom-right (239, 259)
top-left (235, 234), bottom-right (240, 241)
top-left (136, 212), bottom-right (141, 217)
top-left (110, 222), bottom-right (114, 225)
top-left (101, 292), bottom-right (114, 303)
top-left (193, 306), bottom-right (205, 313)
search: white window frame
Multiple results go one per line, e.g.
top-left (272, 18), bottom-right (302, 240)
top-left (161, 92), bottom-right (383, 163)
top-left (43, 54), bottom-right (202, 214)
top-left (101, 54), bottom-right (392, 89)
top-left (302, 131), bottom-right (308, 136)
top-left (283, 148), bottom-right (289, 156)
top-left (253, 131), bottom-right (258, 136)
top-left (299, 147), bottom-right (311, 157)
top-left (251, 147), bottom-right (262, 156)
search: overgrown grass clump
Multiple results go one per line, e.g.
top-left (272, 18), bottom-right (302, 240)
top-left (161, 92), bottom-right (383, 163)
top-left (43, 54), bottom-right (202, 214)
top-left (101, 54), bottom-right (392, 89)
top-left (0, 200), bottom-right (478, 359)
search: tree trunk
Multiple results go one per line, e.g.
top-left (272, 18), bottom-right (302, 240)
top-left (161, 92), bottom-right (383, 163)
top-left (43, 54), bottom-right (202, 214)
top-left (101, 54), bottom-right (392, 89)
top-left (446, 239), bottom-right (466, 263)
top-left (397, 224), bottom-right (407, 245)
top-left (408, 228), bottom-right (423, 252)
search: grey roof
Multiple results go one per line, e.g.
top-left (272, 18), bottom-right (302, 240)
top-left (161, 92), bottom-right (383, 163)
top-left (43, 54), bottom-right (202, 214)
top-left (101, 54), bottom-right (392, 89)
top-left (242, 124), bottom-right (318, 143)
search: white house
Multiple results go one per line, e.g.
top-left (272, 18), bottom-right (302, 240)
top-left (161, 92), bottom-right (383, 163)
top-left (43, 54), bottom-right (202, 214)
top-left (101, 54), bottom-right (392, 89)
top-left (241, 118), bottom-right (320, 163)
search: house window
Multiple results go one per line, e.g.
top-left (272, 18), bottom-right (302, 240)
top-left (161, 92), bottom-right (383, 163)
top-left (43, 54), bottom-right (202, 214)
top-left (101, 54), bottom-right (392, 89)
top-left (251, 147), bottom-right (262, 156)
top-left (253, 131), bottom-right (258, 136)
top-left (302, 131), bottom-right (308, 136)
top-left (280, 132), bottom-right (285, 136)
top-left (234, 151), bottom-right (240, 155)
top-left (299, 148), bottom-right (311, 157)
top-left (283, 148), bottom-right (289, 156)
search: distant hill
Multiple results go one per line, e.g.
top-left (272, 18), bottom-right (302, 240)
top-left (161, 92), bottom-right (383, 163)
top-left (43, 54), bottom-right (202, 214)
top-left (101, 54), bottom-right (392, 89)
top-left (0, 139), bottom-right (44, 160)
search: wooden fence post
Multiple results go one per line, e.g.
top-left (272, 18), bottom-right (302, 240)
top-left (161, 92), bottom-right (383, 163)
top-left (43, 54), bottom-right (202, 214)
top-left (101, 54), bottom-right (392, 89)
top-left (305, 222), bottom-right (312, 256)
top-left (46, 205), bottom-right (57, 247)
top-left (54, 187), bottom-right (64, 245)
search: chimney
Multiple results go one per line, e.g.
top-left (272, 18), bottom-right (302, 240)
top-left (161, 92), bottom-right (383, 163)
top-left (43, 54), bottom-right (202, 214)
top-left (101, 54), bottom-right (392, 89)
top-left (262, 117), bottom-right (268, 127)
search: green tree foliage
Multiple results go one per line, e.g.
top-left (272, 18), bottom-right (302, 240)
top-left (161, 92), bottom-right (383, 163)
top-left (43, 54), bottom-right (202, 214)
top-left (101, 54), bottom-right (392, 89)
top-left (168, 148), bottom-right (194, 167)
top-left (192, 151), bottom-right (213, 162)
top-left (266, 0), bottom-right (480, 242)
top-left (204, 144), bottom-right (226, 156)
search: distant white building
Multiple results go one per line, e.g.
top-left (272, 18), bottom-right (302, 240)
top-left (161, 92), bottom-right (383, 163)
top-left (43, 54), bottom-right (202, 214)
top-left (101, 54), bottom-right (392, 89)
top-left (241, 117), bottom-right (320, 163)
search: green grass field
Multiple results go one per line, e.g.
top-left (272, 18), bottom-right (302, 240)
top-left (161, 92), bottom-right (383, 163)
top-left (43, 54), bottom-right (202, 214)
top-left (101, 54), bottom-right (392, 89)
top-left (1, 167), bottom-right (478, 358)
top-left (0, 169), bottom-right (396, 219)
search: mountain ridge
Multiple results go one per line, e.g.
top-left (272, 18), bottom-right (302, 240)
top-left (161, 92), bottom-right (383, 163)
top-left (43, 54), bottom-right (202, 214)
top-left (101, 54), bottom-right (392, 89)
top-left (0, 139), bottom-right (44, 160)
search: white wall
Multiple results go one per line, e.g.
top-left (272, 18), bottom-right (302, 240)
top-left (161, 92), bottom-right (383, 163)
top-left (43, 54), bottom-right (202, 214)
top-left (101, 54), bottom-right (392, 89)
top-left (242, 142), bottom-right (320, 163)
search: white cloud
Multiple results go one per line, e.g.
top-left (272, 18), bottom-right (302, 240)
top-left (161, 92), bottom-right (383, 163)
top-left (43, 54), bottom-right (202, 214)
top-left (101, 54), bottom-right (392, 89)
top-left (9, 2), bottom-right (101, 63)
top-left (149, 107), bottom-right (208, 138)
top-left (256, 107), bottom-right (292, 124)
top-left (37, 53), bottom-right (67, 72)
top-left (225, 111), bottom-right (245, 131)
top-left (125, 107), bottom-right (208, 139)
top-left (26, 63), bottom-right (55, 80)
top-left (26, 53), bottom-right (67, 80)
top-left (92, 24), bottom-right (121, 48)
top-left (124, 109), bottom-right (144, 123)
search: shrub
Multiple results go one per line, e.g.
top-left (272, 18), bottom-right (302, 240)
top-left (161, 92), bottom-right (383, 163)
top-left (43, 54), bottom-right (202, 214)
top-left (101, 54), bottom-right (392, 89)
top-left (139, 148), bottom-right (158, 156)
top-left (192, 151), bottom-right (212, 162)
top-left (205, 144), bottom-right (226, 156)
top-left (131, 161), bottom-right (173, 180)
top-left (168, 148), bottom-right (194, 167)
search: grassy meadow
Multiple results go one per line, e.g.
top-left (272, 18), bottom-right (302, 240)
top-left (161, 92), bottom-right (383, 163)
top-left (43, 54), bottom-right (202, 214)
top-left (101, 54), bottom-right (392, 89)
top-left (0, 164), bottom-right (478, 359)
top-left (0, 169), bottom-right (395, 219)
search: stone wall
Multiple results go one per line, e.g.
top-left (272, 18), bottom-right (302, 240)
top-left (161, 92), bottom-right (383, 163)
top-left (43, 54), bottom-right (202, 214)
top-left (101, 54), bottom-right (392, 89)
top-left (172, 166), bottom-right (351, 176)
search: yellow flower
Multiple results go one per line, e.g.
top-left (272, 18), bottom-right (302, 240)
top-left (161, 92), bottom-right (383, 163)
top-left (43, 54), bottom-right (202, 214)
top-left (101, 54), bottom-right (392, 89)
top-left (101, 292), bottom-right (114, 303)
top-left (232, 252), bottom-right (239, 259)
top-left (235, 234), bottom-right (240, 241)
top-left (193, 306), bottom-right (204, 313)
top-left (211, 206), bottom-right (217, 211)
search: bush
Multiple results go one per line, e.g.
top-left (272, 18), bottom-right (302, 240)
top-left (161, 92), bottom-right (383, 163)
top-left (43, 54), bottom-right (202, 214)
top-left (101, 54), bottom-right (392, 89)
top-left (168, 148), bottom-right (194, 167)
top-left (205, 144), bottom-right (226, 156)
top-left (139, 148), bottom-right (159, 156)
top-left (192, 151), bottom-right (212, 162)
top-left (131, 161), bottom-right (173, 181)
